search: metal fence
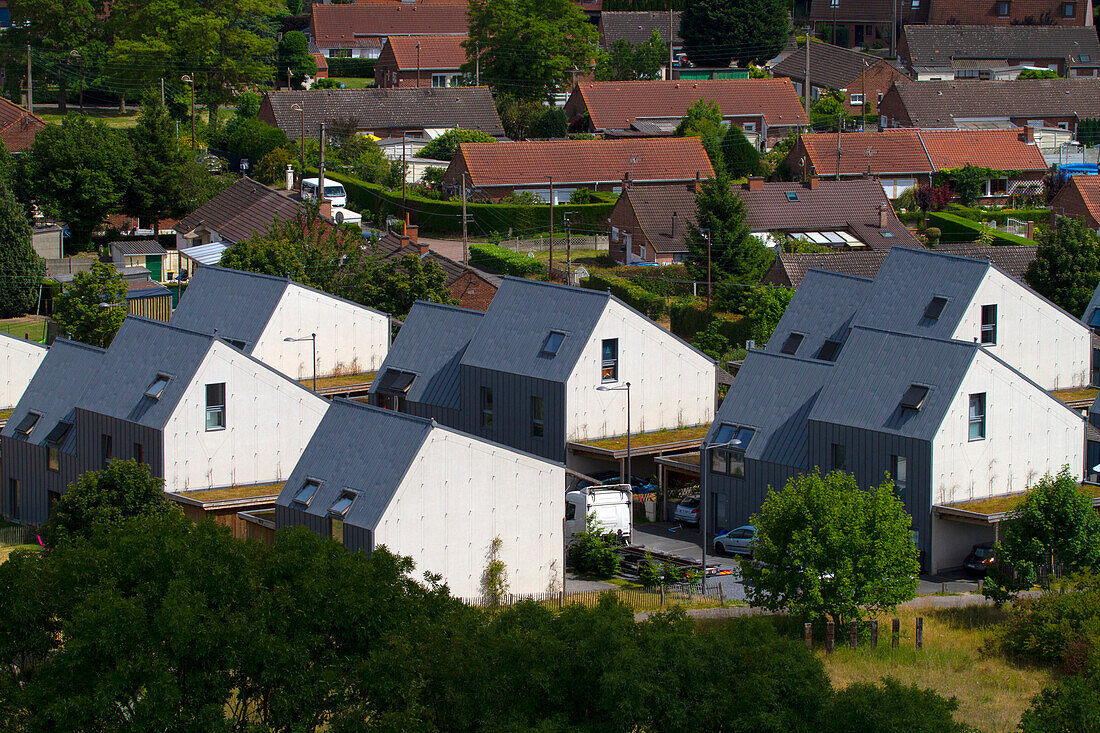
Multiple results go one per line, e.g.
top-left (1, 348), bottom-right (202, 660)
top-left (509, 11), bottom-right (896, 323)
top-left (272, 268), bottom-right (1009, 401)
top-left (462, 583), bottom-right (728, 611)
top-left (498, 234), bottom-right (609, 254)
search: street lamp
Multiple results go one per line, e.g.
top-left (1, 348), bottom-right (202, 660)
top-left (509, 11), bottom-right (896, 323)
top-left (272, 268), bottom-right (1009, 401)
top-left (181, 74), bottom-right (195, 151)
top-left (292, 103), bottom-right (305, 188)
top-left (596, 381), bottom-right (632, 486)
top-left (284, 333), bottom-right (317, 391)
top-left (699, 435), bottom-right (747, 593)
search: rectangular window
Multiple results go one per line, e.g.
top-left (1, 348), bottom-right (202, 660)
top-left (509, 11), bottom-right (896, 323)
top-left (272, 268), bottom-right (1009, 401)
top-left (1093, 347), bottom-right (1100, 386)
top-left (710, 448), bottom-right (746, 478)
top-left (924, 296), bottom-right (948, 321)
top-left (892, 455), bottom-right (908, 498)
top-left (969, 393), bottom-right (986, 441)
top-left (331, 517), bottom-right (345, 545)
top-left (101, 434), bottom-right (112, 468)
top-left (480, 386), bottom-right (494, 428)
top-left (601, 338), bottom-right (619, 382)
top-left (831, 443), bottom-right (847, 471)
top-left (205, 383), bottom-right (226, 431)
top-left (742, 121), bottom-right (757, 133)
top-left (47, 446), bottom-right (60, 472)
top-left (989, 178), bottom-right (1008, 196)
top-left (1065, 2), bottom-right (1077, 17)
top-left (531, 396), bottom-right (545, 438)
top-left (849, 93), bottom-right (864, 105)
top-left (14, 412), bottom-right (39, 436)
top-left (8, 479), bottom-right (19, 520)
top-left (431, 74), bottom-right (448, 88)
top-left (997, 1), bottom-right (1010, 16)
top-left (329, 49), bottom-right (352, 59)
top-left (133, 443), bottom-right (145, 465)
top-left (541, 331), bottom-right (566, 356)
top-left (981, 304), bottom-right (997, 345)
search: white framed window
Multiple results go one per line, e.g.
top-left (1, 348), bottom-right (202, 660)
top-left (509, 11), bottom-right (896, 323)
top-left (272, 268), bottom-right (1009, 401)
top-left (329, 49), bottom-right (352, 59)
top-left (969, 393), bottom-right (986, 441)
top-left (205, 383), bottom-right (226, 431)
top-left (849, 93), bottom-right (864, 105)
top-left (742, 121), bottom-right (757, 133)
top-left (431, 74), bottom-right (449, 88)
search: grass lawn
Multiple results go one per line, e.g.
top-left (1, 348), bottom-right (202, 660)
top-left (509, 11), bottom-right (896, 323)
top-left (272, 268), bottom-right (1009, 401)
top-left (0, 544), bottom-right (40, 564)
top-left (305, 372), bottom-right (376, 390)
top-left (1049, 386), bottom-right (1098, 403)
top-left (37, 106), bottom-right (141, 129)
top-left (0, 317), bottom-right (47, 343)
top-left (327, 77), bottom-right (374, 90)
top-left (0, 408), bottom-right (13, 421)
top-left (530, 249), bottom-right (614, 268)
top-left (580, 424), bottom-right (711, 452)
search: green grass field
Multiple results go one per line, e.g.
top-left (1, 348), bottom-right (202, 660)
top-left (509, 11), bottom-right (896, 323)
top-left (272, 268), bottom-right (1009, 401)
top-left (37, 107), bottom-right (141, 129)
top-left (0, 318), bottom-right (47, 343)
top-left (326, 77), bottom-right (374, 90)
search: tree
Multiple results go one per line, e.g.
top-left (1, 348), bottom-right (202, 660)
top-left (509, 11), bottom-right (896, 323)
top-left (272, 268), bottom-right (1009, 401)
top-left (674, 98), bottom-right (724, 173)
top-left (220, 229), bottom-right (309, 283)
top-left (810, 90), bottom-right (848, 129)
top-left (680, 0), bottom-right (788, 68)
top-left (53, 261), bottom-right (128, 347)
top-left (1019, 68), bottom-right (1060, 80)
top-left (222, 118), bottom-right (289, 169)
top-left (685, 172), bottom-right (774, 286)
top-left (742, 471), bottom-right (921, 624)
top-left (822, 678), bottom-right (972, 733)
top-left (126, 96), bottom-right (188, 232)
top-left (464, 0), bottom-right (599, 101)
top-left (278, 30), bottom-right (317, 89)
top-left (984, 468), bottom-right (1100, 603)
top-left (331, 253), bottom-right (456, 319)
top-left (419, 127), bottom-right (498, 162)
top-left (738, 285), bottom-right (793, 343)
top-left (496, 97), bottom-right (548, 140)
top-left (43, 459), bottom-right (173, 546)
top-left (8, 0), bottom-right (104, 112)
top-left (0, 179), bottom-right (43, 318)
top-left (27, 116), bottom-right (136, 247)
top-left (940, 164), bottom-right (986, 206)
top-left (692, 319), bottom-right (730, 360)
top-left (594, 30), bottom-right (668, 81)
top-left (532, 107), bottom-right (568, 138)
top-left (1026, 217), bottom-right (1100, 316)
top-left (721, 123), bottom-right (761, 177)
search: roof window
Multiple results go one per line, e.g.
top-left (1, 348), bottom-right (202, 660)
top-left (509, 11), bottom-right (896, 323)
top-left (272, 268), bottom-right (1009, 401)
top-left (293, 478), bottom-right (321, 506)
top-left (541, 330), bottom-right (566, 356)
top-left (924, 296), bottom-right (948, 321)
top-left (785, 191), bottom-right (799, 202)
top-left (14, 412), bottom-right (40, 436)
top-left (880, 230), bottom-right (895, 238)
top-left (377, 369), bottom-right (416, 393)
top-left (712, 423), bottom-right (755, 450)
top-left (900, 384), bottom-right (929, 411)
top-left (780, 332), bottom-right (804, 355)
top-left (45, 420), bottom-right (73, 446)
top-left (329, 490), bottom-right (357, 516)
top-left (144, 374), bottom-right (172, 400)
top-left (816, 339), bottom-right (842, 361)
top-left (1089, 309), bottom-right (1100, 328)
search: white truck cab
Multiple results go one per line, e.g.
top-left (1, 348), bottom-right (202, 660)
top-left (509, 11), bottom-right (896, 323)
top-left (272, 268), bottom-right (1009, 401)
top-left (565, 484), bottom-right (632, 544)
top-left (301, 177), bottom-right (348, 207)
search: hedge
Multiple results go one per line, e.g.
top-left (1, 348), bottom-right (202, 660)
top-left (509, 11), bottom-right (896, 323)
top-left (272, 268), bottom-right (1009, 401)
top-left (582, 274), bottom-right (667, 319)
top-left (928, 212), bottom-right (1037, 246)
top-left (669, 299), bottom-right (753, 346)
top-left (945, 206), bottom-right (1048, 225)
top-left (325, 58), bottom-right (376, 78)
top-left (315, 170), bottom-right (616, 236)
top-left (467, 243), bottom-right (545, 277)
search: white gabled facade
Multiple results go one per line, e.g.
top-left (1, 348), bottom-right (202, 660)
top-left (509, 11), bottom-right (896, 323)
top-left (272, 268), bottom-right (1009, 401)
top-left (374, 426), bottom-right (564, 599)
top-left (251, 282), bottom-right (390, 380)
top-left (162, 340), bottom-right (329, 491)
top-left (1, 335), bottom-right (47, 409)
top-left (565, 298), bottom-right (716, 442)
top-left (953, 267), bottom-right (1090, 389)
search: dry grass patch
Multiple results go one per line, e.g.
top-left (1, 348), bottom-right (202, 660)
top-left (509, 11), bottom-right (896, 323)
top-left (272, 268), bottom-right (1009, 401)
top-left (0, 545), bottom-right (40, 564)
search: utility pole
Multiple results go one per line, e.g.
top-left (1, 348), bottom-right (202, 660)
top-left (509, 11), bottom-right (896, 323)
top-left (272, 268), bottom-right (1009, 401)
top-left (401, 130), bottom-right (407, 215)
top-left (293, 103), bottom-right (305, 189)
top-left (564, 214), bottom-right (572, 283)
top-left (475, 42), bottom-right (480, 86)
top-left (318, 122), bottom-right (327, 206)
top-left (836, 113), bottom-right (842, 180)
top-left (668, 9), bottom-right (675, 80)
top-left (548, 175), bottom-right (554, 277)
top-left (160, 77), bottom-right (165, 106)
top-left (181, 74), bottom-right (195, 151)
top-left (861, 59), bottom-right (867, 128)
top-left (416, 41), bottom-right (421, 88)
top-left (702, 228), bottom-right (712, 309)
top-left (803, 28), bottom-right (810, 120)
top-left (461, 172), bottom-right (469, 266)
top-left (26, 44), bottom-right (32, 113)
top-left (891, 0), bottom-right (898, 60)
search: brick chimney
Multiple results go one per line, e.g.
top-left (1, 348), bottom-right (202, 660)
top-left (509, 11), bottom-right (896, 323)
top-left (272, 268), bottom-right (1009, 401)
top-left (1021, 125), bottom-right (1036, 143)
top-left (806, 175), bottom-right (820, 189)
top-left (690, 171), bottom-right (701, 192)
top-left (320, 200), bottom-right (332, 219)
top-left (879, 203), bottom-right (889, 229)
top-left (403, 212), bottom-right (423, 251)
top-left (747, 176), bottom-right (764, 191)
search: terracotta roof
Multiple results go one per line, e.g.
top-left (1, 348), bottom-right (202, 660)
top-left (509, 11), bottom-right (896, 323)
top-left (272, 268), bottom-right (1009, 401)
top-left (372, 233), bottom-right (499, 310)
top-left (0, 95), bottom-right (46, 152)
top-left (571, 79), bottom-right (808, 131)
top-left (883, 78), bottom-right (1100, 127)
top-left (599, 11), bottom-right (682, 48)
top-left (772, 41), bottom-right (895, 90)
top-left (175, 177), bottom-right (307, 245)
top-left (928, 0), bottom-right (1088, 25)
top-left (312, 53), bottom-right (328, 73)
top-left (917, 128), bottom-right (1048, 171)
top-left (1051, 174), bottom-right (1100, 225)
top-left (310, 4), bottom-right (468, 48)
top-left (383, 35), bottom-right (467, 70)
top-left (903, 25), bottom-right (1100, 67)
top-left (261, 87), bottom-right (503, 140)
top-left (454, 138), bottom-right (715, 189)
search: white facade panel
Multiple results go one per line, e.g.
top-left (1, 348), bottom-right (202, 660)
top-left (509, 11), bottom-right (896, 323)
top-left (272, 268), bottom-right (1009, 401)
top-left (953, 268), bottom-right (1090, 389)
top-left (162, 341), bottom-right (329, 490)
top-left (565, 300), bottom-right (716, 441)
top-left (1, 337), bottom-right (47, 409)
top-left (375, 428), bottom-right (565, 598)
top-left (251, 283), bottom-right (390, 380)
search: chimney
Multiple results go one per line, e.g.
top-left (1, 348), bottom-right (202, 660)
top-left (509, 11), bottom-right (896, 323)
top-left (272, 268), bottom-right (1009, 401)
top-left (879, 203), bottom-right (889, 229)
top-left (320, 200), bottom-right (332, 220)
top-left (623, 172), bottom-right (631, 190)
top-left (806, 175), bottom-right (820, 189)
top-left (747, 176), bottom-right (764, 191)
top-left (691, 171), bottom-right (700, 192)
top-left (1026, 220), bottom-right (1035, 239)
top-left (1021, 125), bottom-right (1035, 143)
top-left (285, 163), bottom-right (294, 192)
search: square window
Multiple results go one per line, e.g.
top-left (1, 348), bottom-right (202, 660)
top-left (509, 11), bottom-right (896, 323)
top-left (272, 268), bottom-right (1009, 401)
top-left (205, 383), bottom-right (226, 431)
top-left (780, 332), bottom-right (803, 355)
top-left (480, 386), bottom-right (494, 428)
top-left (969, 393), bottom-right (986, 441)
top-left (831, 443), bottom-right (847, 471)
top-left (785, 191), bottom-right (799, 202)
top-left (713, 423), bottom-right (737, 445)
top-left (981, 304), bottom-right (997, 345)
top-left (601, 338), bottom-right (619, 382)
top-left (531, 396), bottom-right (545, 438)
top-left (542, 331), bottom-right (566, 356)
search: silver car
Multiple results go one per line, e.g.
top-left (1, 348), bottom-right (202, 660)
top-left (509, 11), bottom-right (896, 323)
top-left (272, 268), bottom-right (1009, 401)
top-left (714, 525), bottom-right (756, 556)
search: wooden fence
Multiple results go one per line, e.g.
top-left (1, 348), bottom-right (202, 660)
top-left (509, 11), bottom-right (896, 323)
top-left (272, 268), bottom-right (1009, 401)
top-left (463, 583), bottom-right (727, 611)
top-left (0, 525), bottom-right (39, 546)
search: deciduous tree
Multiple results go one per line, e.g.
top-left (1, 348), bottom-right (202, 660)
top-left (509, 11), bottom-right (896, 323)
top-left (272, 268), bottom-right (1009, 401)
top-left (277, 30), bottom-right (317, 89)
top-left (680, 0), bottom-right (788, 68)
top-left (674, 98), bottom-right (724, 173)
top-left (126, 96), bottom-right (188, 232)
top-left (0, 180), bottom-right (44, 318)
top-left (52, 260), bottom-right (128, 347)
top-left (1026, 217), bottom-right (1100, 316)
top-left (419, 127), bottom-right (497, 162)
top-left (594, 30), bottom-right (668, 81)
top-left (331, 252), bottom-right (455, 319)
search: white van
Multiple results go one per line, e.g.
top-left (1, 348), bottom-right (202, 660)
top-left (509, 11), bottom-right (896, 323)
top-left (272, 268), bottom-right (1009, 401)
top-left (565, 484), bottom-right (632, 545)
top-left (301, 177), bottom-right (347, 207)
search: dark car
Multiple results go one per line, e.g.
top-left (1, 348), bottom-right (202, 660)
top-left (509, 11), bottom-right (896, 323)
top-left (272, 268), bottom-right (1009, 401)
top-left (573, 471), bottom-right (656, 495)
top-left (963, 542), bottom-right (996, 576)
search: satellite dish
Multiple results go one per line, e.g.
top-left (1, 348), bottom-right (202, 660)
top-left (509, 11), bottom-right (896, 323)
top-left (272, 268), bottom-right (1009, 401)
top-left (335, 210), bottom-right (345, 225)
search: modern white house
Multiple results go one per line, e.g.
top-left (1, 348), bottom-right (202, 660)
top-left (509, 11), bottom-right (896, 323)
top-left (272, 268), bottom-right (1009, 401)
top-left (0, 331), bottom-right (47, 410)
top-left (276, 399), bottom-right (565, 599)
top-left (369, 277), bottom-right (717, 471)
top-left (170, 266), bottom-right (391, 381)
top-left (2, 317), bottom-right (330, 526)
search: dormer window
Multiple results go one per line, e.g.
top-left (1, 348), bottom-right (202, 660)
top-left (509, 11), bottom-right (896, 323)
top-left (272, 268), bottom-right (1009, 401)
top-left (780, 332), bottom-right (804, 355)
top-left (924, 296), bottom-right (948, 321)
top-left (1064, 3), bottom-right (1077, 18)
top-left (900, 384), bottom-right (929, 411)
top-left (14, 412), bottom-right (40, 436)
top-left (293, 478), bottom-right (321, 506)
top-left (144, 374), bottom-right (171, 400)
top-left (541, 331), bottom-right (566, 356)
top-left (997, 1), bottom-right (1010, 16)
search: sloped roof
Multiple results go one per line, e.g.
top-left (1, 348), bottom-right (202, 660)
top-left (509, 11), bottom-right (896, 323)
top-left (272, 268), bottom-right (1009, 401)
top-left (919, 128), bottom-right (1048, 171)
top-left (176, 177), bottom-right (304, 245)
top-left (373, 233), bottom-right (502, 288)
top-left (262, 87), bottom-right (504, 140)
top-left (0, 95), bottom-right (46, 152)
top-left (371, 300), bottom-right (484, 410)
top-left (885, 78), bottom-right (1100, 127)
top-left (168, 266), bottom-right (291, 352)
top-left (765, 268), bottom-right (873, 364)
top-left (809, 0), bottom-right (896, 22)
top-left (766, 250), bottom-right (891, 287)
top-left (599, 11), bottom-right (682, 48)
top-left (383, 34), bottom-right (467, 70)
top-left (1057, 174), bottom-right (1100, 228)
top-left (455, 137), bottom-right (714, 189)
top-left (310, 4), bottom-right (468, 48)
top-left (772, 41), bottom-right (895, 89)
top-left (109, 239), bottom-right (166, 256)
top-left (903, 25), bottom-right (1100, 67)
top-left (930, 244), bottom-right (1037, 282)
top-left (572, 79), bottom-right (809, 131)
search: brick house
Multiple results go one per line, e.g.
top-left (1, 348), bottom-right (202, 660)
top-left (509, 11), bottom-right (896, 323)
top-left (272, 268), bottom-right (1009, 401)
top-left (375, 35), bottom-right (468, 88)
top-left (808, 0), bottom-right (929, 49)
top-left (927, 0), bottom-right (1093, 25)
top-left (771, 41), bottom-right (907, 116)
top-left (309, 3), bottom-right (467, 60)
top-left (1050, 174), bottom-right (1100, 228)
top-left (372, 226), bottom-right (498, 311)
top-left (0, 95), bottom-right (45, 152)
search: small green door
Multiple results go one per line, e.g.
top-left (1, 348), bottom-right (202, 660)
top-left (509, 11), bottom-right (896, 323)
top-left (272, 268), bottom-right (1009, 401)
top-left (146, 255), bottom-right (162, 281)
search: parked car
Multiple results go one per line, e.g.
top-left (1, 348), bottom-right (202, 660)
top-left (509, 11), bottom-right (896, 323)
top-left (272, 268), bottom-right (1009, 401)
top-left (673, 497), bottom-right (700, 525)
top-left (573, 470), bottom-right (655, 495)
top-left (963, 542), bottom-right (996, 576)
top-left (713, 525), bottom-right (756, 556)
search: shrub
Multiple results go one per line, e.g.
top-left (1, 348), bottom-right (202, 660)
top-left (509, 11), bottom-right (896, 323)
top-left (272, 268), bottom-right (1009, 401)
top-left (325, 57), bottom-right (375, 77)
top-left (254, 147), bottom-right (292, 186)
top-left (1019, 673), bottom-right (1100, 732)
top-left (581, 273), bottom-right (667, 319)
top-left (924, 226), bottom-right (941, 245)
top-left (568, 515), bottom-right (621, 577)
top-left (929, 212), bottom-right (1037, 245)
top-left (821, 678), bottom-right (970, 733)
top-left (692, 320), bottom-right (729, 360)
top-left (468, 242), bottom-right (545, 276)
top-left (998, 573), bottom-right (1100, 672)
top-left (568, 187), bottom-right (596, 205)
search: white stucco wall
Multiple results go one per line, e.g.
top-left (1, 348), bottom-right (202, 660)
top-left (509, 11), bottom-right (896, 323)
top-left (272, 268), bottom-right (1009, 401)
top-left (932, 349), bottom-right (1083, 509)
top-left (565, 299), bottom-right (716, 441)
top-left (952, 268), bottom-right (1090, 389)
top-left (375, 428), bottom-right (565, 599)
top-left (1, 336), bottom-right (47, 409)
top-left (162, 341), bottom-right (329, 490)
top-left (251, 283), bottom-right (390, 380)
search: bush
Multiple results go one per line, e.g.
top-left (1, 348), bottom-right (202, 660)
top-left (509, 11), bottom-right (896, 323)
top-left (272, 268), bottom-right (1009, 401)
top-left (581, 273), bottom-right (667, 319)
top-left (325, 57), bottom-right (376, 77)
top-left (568, 515), bottom-right (622, 577)
top-left (821, 678), bottom-right (970, 733)
top-left (468, 242), bottom-right (545, 276)
top-left (419, 128), bottom-right (498, 162)
top-left (998, 574), bottom-right (1100, 672)
top-left (254, 147), bottom-right (292, 186)
top-left (924, 226), bottom-right (941, 245)
top-left (1019, 673), bottom-right (1100, 732)
top-left (692, 320), bottom-right (729, 360)
top-left (929, 212), bottom-right (1037, 245)
top-left (222, 119), bottom-right (289, 167)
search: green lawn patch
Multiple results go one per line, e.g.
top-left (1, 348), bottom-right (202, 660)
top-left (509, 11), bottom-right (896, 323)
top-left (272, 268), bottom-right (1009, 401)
top-left (37, 108), bottom-right (141, 129)
top-left (580, 425), bottom-right (711, 452)
top-left (1049, 386), bottom-right (1098, 404)
top-left (326, 77), bottom-right (374, 89)
top-left (305, 372), bottom-right (377, 390)
top-left (946, 484), bottom-right (1100, 516)
top-left (0, 318), bottom-right (47, 343)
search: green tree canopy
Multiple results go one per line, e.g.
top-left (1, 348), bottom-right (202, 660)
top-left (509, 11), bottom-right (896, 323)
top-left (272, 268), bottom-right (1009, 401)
top-left (125, 96), bottom-right (188, 232)
top-left (464, 0), bottom-right (599, 101)
top-left (1025, 217), bottom-right (1100, 316)
top-left (1019, 673), bottom-right (1100, 732)
top-left (822, 678), bottom-right (972, 733)
top-left (721, 123), bottom-right (761, 178)
top-left (685, 172), bottom-right (774, 286)
top-left (278, 30), bottom-right (317, 89)
top-left (0, 179), bottom-right (43, 318)
top-left (419, 127), bottom-right (498, 161)
top-left (742, 470), bottom-right (921, 624)
top-left (27, 116), bottom-right (136, 247)
top-left (331, 252), bottom-right (456, 319)
top-left (53, 260), bottom-right (128, 347)
top-left (674, 98), bottom-right (724, 173)
top-left (680, 0), bottom-right (788, 68)
top-left (595, 30), bottom-right (668, 81)
top-left (737, 285), bottom-right (793, 343)
top-left (1018, 68), bottom-right (1060, 80)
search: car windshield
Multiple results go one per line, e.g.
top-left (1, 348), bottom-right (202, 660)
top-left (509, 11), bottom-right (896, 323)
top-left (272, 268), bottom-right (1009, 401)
top-left (681, 498), bottom-right (699, 508)
top-left (973, 547), bottom-right (995, 559)
top-left (324, 186), bottom-right (345, 197)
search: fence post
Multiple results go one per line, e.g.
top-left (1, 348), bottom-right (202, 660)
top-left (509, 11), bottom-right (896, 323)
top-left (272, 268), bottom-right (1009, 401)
top-left (804, 622), bottom-right (813, 649)
top-left (870, 620), bottom-right (878, 649)
top-left (718, 583), bottom-right (724, 604)
top-left (849, 621), bottom-right (857, 649)
top-left (916, 617), bottom-right (923, 650)
top-left (659, 583), bottom-right (664, 606)
top-left (559, 590), bottom-right (564, 609)
top-left (826, 621), bottom-right (834, 655)
top-left (892, 618), bottom-right (900, 648)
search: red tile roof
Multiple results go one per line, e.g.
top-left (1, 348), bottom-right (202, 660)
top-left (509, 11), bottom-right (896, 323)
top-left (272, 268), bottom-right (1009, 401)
top-left (383, 35), bottom-right (467, 70)
top-left (571, 79), bottom-right (808, 131)
top-left (918, 128), bottom-right (1047, 171)
top-left (453, 138), bottom-right (715, 189)
top-left (0, 96), bottom-right (45, 152)
top-left (311, 4), bottom-right (468, 48)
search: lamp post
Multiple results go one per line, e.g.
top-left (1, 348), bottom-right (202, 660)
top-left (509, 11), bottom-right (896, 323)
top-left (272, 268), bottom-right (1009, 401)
top-left (284, 333), bottom-right (317, 391)
top-left (699, 437), bottom-right (741, 593)
top-left (292, 103), bottom-right (305, 188)
top-left (596, 382), bottom-right (631, 486)
top-left (181, 74), bottom-right (195, 151)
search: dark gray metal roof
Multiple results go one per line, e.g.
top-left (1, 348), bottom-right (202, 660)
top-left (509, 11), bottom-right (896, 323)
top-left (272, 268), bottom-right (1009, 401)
top-left (766, 269), bottom-right (873, 362)
top-left (371, 301), bottom-right (484, 410)
top-left (808, 327), bottom-right (979, 441)
top-left (109, 239), bottom-right (167, 256)
top-left (275, 399), bottom-right (433, 530)
top-left (460, 277), bottom-right (611, 383)
top-left (707, 349), bottom-right (833, 466)
top-left (1082, 281), bottom-right (1100, 326)
top-left (168, 266), bottom-right (290, 352)
top-left (1, 339), bottom-right (105, 454)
